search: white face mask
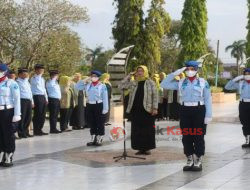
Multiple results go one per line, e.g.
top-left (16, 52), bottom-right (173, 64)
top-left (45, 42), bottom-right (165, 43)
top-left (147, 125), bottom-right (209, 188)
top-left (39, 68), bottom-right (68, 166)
top-left (52, 76), bottom-right (58, 80)
top-left (91, 77), bottom-right (99, 82)
top-left (0, 72), bottom-right (5, 78)
top-left (185, 70), bottom-right (197, 78)
top-left (245, 75), bottom-right (250, 81)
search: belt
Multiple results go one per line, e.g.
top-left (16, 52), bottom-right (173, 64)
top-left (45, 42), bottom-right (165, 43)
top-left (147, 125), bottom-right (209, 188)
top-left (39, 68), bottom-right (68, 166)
top-left (182, 101), bottom-right (204, 107)
top-left (0, 105), bottom-right (14, 110)
top-left (88, 100), bottom-right (103, 104)
top-left (241, 98), bottom-right (250, 103)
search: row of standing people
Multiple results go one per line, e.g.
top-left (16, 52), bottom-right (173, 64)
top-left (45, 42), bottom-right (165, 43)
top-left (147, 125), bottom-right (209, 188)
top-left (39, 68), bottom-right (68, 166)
top-left (0, 62), bottom-right (112, 167)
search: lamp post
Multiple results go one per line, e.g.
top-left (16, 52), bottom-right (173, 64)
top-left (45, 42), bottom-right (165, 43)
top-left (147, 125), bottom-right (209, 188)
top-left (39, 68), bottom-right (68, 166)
top-left (214, 40), bottom-right (220, 87)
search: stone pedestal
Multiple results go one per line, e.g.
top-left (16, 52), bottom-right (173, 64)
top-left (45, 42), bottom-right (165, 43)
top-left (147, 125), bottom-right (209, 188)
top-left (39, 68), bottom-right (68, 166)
top-left (212, 92), bottom-right (236, 103)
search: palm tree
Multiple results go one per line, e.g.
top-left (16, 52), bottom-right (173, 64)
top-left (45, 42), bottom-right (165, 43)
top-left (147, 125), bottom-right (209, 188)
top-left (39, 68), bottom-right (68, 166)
top-left (225, 40), bottom-right (246, 75)
top-left (87, 45), bottom-right (103, 67)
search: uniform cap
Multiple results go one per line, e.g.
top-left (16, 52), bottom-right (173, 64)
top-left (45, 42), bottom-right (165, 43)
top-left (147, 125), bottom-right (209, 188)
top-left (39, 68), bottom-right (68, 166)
top-left (185, 61), bottom-right (199, 70)
top-left (91, 70), bottom-right (102, 77)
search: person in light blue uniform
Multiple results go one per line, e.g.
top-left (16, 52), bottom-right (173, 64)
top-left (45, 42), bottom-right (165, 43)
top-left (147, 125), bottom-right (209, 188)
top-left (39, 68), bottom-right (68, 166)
top-left (46, 70), bottom-right (61, 134)
top-left (30, 64), bottom-right (48, 136)
top-left (76, 70), bottom-right (109, 146)
top-left (0, 63), bottom-right (21, 167)
top-left (161, 61), bottom-right (212, 172)
top-left (16, 68), bottom-right (34, 138)
top-left (225, 68), bottom-right (250, 148)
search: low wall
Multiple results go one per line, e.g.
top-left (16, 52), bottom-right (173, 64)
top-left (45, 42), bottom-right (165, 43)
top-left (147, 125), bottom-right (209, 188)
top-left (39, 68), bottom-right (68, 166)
top-left (212, 92), bottom-right (236, 103)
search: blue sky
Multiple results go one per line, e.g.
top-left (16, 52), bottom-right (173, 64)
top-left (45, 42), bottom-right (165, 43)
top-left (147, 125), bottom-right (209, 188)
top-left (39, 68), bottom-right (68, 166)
top-left (71, 0), bottom-right (248, 64)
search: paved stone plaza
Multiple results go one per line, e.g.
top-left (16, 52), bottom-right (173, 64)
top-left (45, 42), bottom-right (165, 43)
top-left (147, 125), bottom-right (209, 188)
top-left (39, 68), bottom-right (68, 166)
top-left (1, 102), bottom-right (249, 190)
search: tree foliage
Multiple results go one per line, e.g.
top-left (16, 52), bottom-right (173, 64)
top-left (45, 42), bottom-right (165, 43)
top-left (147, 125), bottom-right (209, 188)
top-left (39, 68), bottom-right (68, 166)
top-left (143, 0), bottom-right (171, 73)
top-left (0, 0), bottom-right (89, 72)
top-left (160, 20), bottom-right (181, 73)
top-left (112, 0), bottom-right (144, 71)
top-left (92, 50), bottom-right (114, 73)
top-left (178, 0), bottom-right (208, 66)
top-left (225, 40), bottom-right (246, 75)
top-left (35, 28), bottom-right (83, 75)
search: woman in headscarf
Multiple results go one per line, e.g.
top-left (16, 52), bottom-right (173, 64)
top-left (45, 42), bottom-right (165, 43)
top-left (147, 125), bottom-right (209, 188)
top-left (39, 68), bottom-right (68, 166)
top-left (119, 65), bottom-right (158, 155)
top-left (70, 73), bottom-right (87, 130)
top-left (153, 74), bottom-right (163, 121)
top-left (59, 76), bottom-right (74, 132)
top-left (100, 73), bottom-right (112, 125)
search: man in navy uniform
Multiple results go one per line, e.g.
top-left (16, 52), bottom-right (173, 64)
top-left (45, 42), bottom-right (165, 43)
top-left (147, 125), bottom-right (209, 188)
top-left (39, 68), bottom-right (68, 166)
top-left (16, 68), bottom-right (34, 138)
top-left (225, 68), bottom-right (250, 148)
top-left (46, 70), bottom-right (61, 134)
top-left (161, 61), bottom-right (212, 171)
top-left (0, 62), bottom-right (21, 167)
top-left (76, 70), bottom-right (109, 146)
top-left (30, 64), bottom-right (48, 136)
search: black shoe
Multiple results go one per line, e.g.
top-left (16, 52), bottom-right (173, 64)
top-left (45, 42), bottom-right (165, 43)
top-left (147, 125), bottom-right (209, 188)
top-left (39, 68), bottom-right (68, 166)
top-left (192, 155), bottom-right (203, 171)
top-left (2, 153), bottom-right (13, 167)
top-left (18, 133), bottom-right (27, 138)
top-left (242, 136), bottom-right (250, 148)
top-left (61, 128), bottom-right (72, 132)
top-left (40, 131), bottom-right (48, 135)
top-left (26, 133), bottom-right (34, 138)
top-left (0, 152), bottom-right (5, 166)
top-left (183, 155), bottom-right (194, 171)
top-left (192, 164), bottom-right (202, 171)
top-left (73, 127), bottom-right (81, 130)
top-left (242, 143), bottom-right (250, 148)
top-left (95, 135), bottom-right (104, 146)
top-left (135, 151), bottom-right (144, 155)
top-left (87, 135), bottom-right (97, 146)
top-left (143, 151), bottom-right (151, 155)
top-left (34, 132), bottom-right (43, 136)
top-left (50, 129), bottom-right (61, 134)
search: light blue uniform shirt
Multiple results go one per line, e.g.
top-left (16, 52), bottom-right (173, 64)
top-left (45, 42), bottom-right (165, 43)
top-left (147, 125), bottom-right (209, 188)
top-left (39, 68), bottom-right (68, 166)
top-left (30, 74), bottom-right (48, 101)
top-left (46, 79), bottom-right (61, 100)
top-left (0, 78), bottom-right (21, 116)
top-left (76, 80), bottom-right (109, 112)
top-left (16, 78), bottom-right (33, 103)
top-left (225, 80), bottom-right (250, 100)
top-left (161, 73), bottom-right (212, 118)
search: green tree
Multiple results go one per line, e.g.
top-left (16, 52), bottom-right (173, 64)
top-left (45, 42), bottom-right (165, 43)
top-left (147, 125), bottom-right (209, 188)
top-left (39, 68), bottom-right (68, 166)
top-left (34, 28), bottom-right (83, 75)
top-left (178, 0), bottom-right (208, 66)
top-left (87, 46), bottom-right (103, 67)
top-left (0, 0), bottom-right (89, 68)
top-left (143, 0), bottom-right (171, 73)
top-left (112, 0), bottom-right (144, 71)
top-left (92, 50), bottom-right (114, 73)
top-left (160, 20), bottom-right (182, 73)
top-left (225, 40), bottom-right (246, 75)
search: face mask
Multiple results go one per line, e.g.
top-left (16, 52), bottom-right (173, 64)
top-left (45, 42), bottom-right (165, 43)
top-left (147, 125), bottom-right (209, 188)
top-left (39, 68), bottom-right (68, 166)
top-left (0, 72), bottom-right (5, 78)
top-left (91, 77), bottom-right (99, 82)
top-left (185, 70), bottom-right (197, 78)
top-left (52, 76), bottom-right (58, 80)
top-left (245, 75), bottom-right (250, 81)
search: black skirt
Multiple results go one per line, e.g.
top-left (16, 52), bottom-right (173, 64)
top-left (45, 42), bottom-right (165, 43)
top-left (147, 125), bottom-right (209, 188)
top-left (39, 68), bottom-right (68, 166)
top-left (70, 91), bottom-right (86, 128)
top-left (130, 81), bottom-right (156, 151)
